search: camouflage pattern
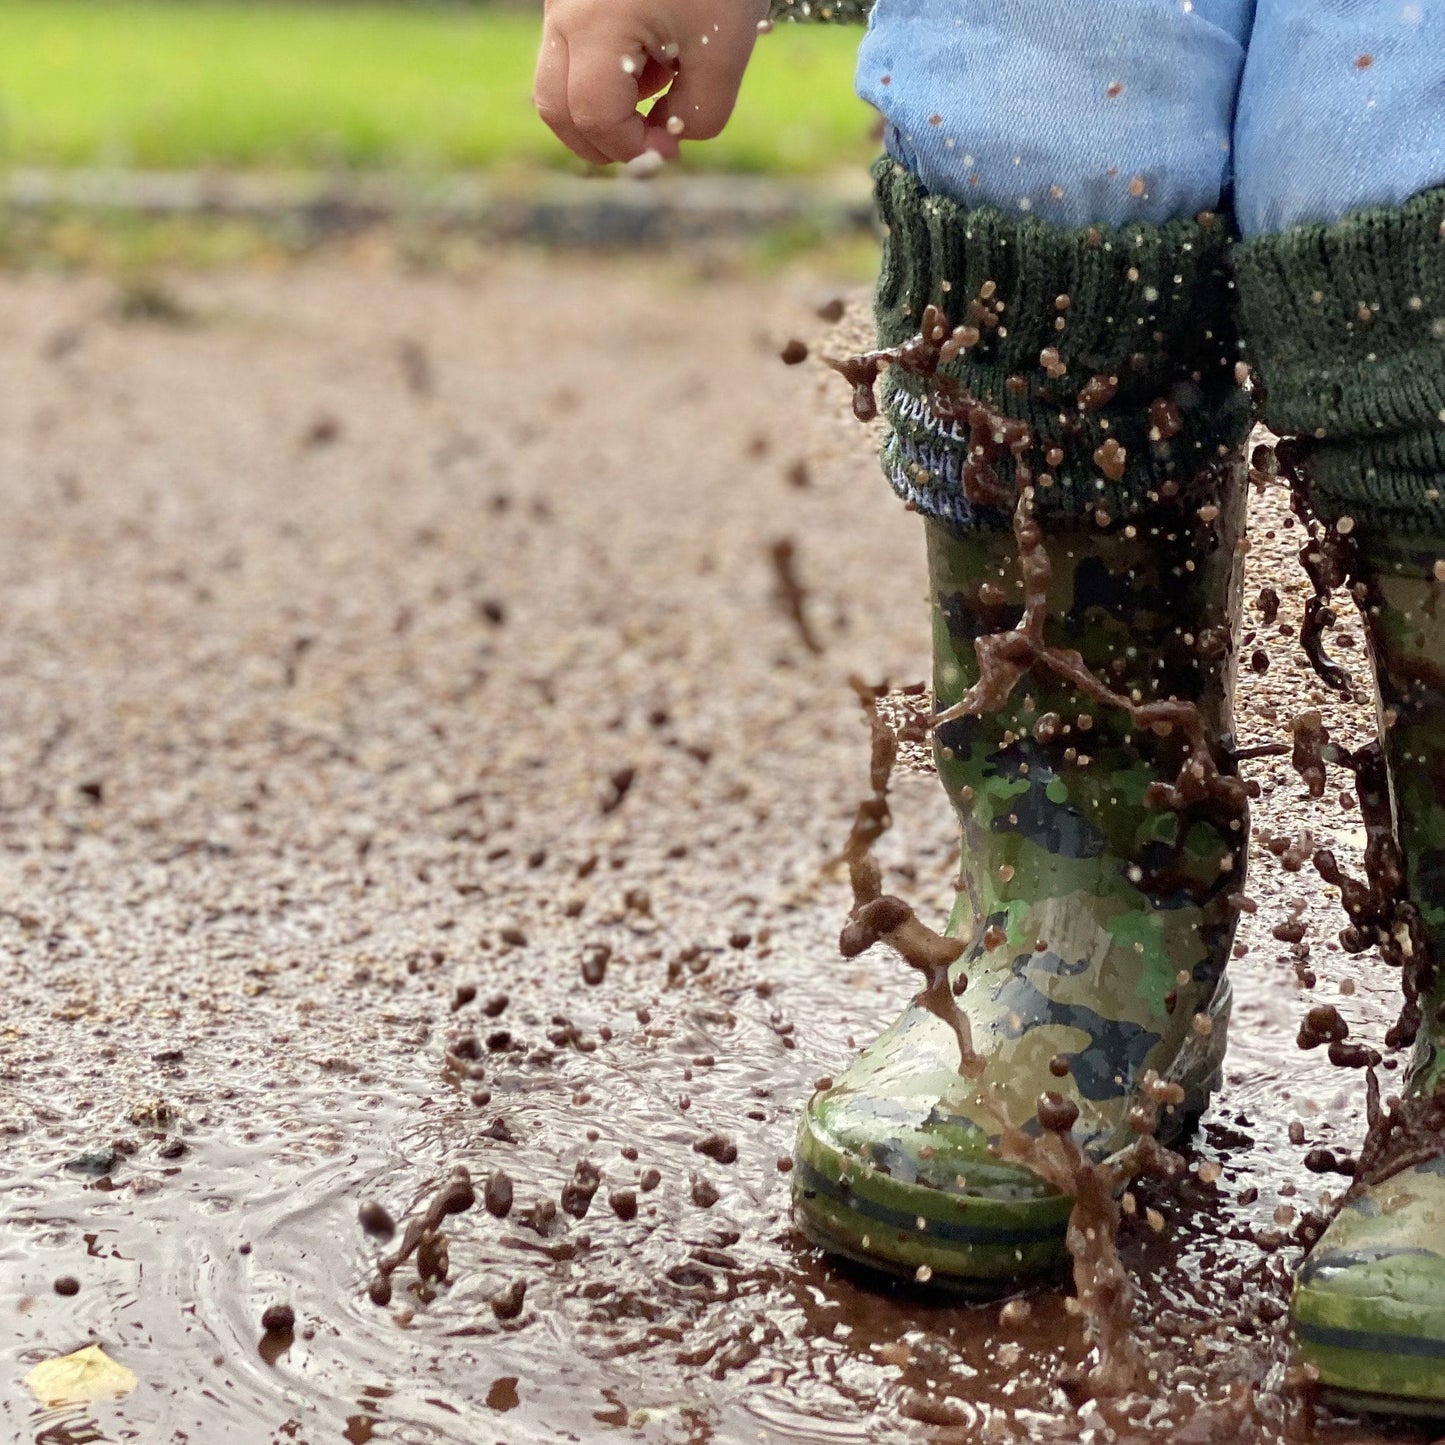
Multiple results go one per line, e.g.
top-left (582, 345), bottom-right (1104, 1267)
top-left (1293, 530), bottom-right (1445, 1405)
top-left (794, 463), bottom-right (1250, 1284)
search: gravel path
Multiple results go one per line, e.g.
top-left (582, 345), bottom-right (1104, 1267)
top-left (0, 254), bottom-right (1415, 1443)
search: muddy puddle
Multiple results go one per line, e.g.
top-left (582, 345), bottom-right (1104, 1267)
top-left (0, 257), bottom-right (1429, 1443)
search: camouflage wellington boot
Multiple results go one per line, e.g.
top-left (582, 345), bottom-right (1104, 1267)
top-left (1288, 530), bottom-right (1445, 1411)
top-left (793, 161), bottom-right (1252, 1288)
top-left (1237, 187), bottom-right (1445, 1409)
top-left (793, 483), bottom-right (1249, 1287)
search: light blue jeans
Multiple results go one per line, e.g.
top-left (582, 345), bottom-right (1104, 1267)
top-left (860, 0), bottom-right (1445, 235)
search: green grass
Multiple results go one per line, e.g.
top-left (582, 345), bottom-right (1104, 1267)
top-left (0, 1), bottom-right (873, 176)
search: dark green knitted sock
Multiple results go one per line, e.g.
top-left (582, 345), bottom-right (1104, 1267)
top-left (869, 159), bottom-right (1251, 528)
top-left (768, 0), bottom-right (872, 21)
top-left (1236, 188), bottom-right (1445, 535)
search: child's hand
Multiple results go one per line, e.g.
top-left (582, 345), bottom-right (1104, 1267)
top-left (534, 0), bottom-right (770, 166)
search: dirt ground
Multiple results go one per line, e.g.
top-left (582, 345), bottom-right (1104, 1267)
top-left (0, 250), bottom-right (1426, 1444)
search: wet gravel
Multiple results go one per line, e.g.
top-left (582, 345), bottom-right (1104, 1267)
top-left (0, 253), bottom-right (1426, 1442)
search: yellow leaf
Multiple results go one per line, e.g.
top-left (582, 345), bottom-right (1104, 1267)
top-left (24, 1345), bottom-right (137, 1406)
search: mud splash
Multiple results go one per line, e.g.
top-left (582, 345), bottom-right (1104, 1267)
top-left (767, 536), bottom-right (823, 656)
top-left (1280, 453), bottom-right (1434, 1055)
top-left (995, 1084), bottom-right (1185, 1397)
top-left (830, 304), bottom-right (1249, 829)
top-left (823, 299), bottom-right (1253, 1398)
top-left (1278, 441), bottom-right (1356, 699)
top-left (1349, 1077), bottom-right (1445, 1195)
top-left (835, 677), bottom-right (982, 1075)
top-left (367, 1167), bottom-right (476, 1308)
top-left (1277, 446), bottom-right (1445, 1214)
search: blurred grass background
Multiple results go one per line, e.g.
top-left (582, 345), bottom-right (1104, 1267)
top-left (0, 0), bottom-right (873, 176)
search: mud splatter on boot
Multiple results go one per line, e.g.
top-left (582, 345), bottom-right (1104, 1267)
top-left (994, 1083), bottom-right (1186, 1397)
top-left (1286, 519), bottom-right (1445, 1410)
top-left (792, 477), bottom-right (1248, 1287)
top-left (1237, 184), bottom-right (1445, 1409)
top-left (794, 298), bottom-right (1251, 1294)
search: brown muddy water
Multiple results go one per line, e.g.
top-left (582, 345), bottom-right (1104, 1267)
top-left (0, 255), bottom-right (1428, 1443)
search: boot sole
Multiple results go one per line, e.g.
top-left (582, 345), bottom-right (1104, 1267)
top-left (1318, 1384), bottom-right (1445, 1421)
top-left (791, 1180), bottom-right (1070, 1297)
top-left (792, 976), bottom-right (1232, 1289)
top-left (1297, 1323), bottom-right (1445, 1415)
top-left (792, 1125), bottom-right (1073, 1290)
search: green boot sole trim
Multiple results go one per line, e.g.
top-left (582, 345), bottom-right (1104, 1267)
top-left (1295, 1327), bottom-right (1445, 1412)
top-left (792, 977), bottom-right (1230, 1288)
top-left (1319, 1388), bottom-right (1445, 1422)
top-left (1292, 1171), bottom-right (1445, 1412)
top-left (792, 1113), bottom-right (1072, 1289)
top-left (791, 1188), bottom-right (1068, 1299)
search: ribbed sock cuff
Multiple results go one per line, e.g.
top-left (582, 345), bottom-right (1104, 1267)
top-left (870, 158), bottom-right (1250, 529)
top-left (1237, 188), bottom-right (1445, 534)
top-left (768, 0), bottom-right (872, 21)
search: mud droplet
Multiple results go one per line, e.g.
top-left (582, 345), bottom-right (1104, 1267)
top-left (358, 1201), bottom-right (396, 1240)
top-left (580, 943), bottom-right (610, 987)
top-left (491, 1280), bottom-right (527, 1321)
top-left (1036, 1091), bottom-right (1079, 1133)
top-left (484, 1172), bottom-right (514, 1219)
top-left (693, 1133), bottom-right (737, 1165)
top-left (1297, 1003), bottom-right (1349, 1050)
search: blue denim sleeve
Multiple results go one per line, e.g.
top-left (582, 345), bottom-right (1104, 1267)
top-left (857, 0), bottom-right (1254, 227)
top-left (1235, 0), bottom-right (1445, 234)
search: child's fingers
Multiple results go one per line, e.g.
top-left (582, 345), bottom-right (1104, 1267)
top-left (534, 6), bottom-right (766, 166)
top-left (566, 37), bottom-right (653, 163)
top-left (533, 32), bottom-right (613, 166)
top-left (634, 56), bottom-right (676, 104)
top-left (645, 20), bottom-right (759, 143)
